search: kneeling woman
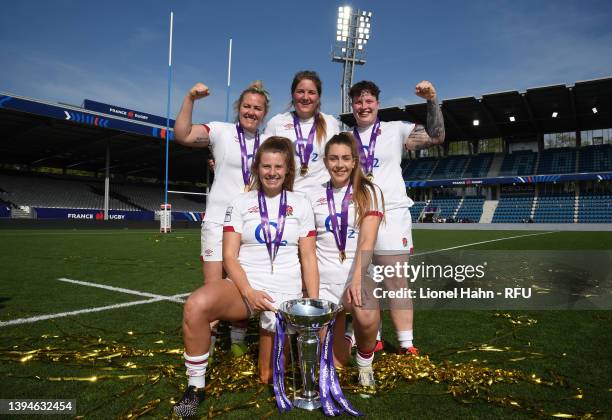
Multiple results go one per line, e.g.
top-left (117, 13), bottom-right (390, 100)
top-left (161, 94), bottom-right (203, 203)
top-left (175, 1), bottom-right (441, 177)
top-left (174, 137), bottom-right (319, 417)
top-left (307, 132), bottom-right (384, 385)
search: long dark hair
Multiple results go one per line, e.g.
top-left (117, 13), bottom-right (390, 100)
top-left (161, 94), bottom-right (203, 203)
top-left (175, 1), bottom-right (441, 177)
top-left (291, 70), bottom-right (327, 144)
top-left (324, 132), bottom-right (384, 227)
top-left (249, 136), bottom-right (296, 192)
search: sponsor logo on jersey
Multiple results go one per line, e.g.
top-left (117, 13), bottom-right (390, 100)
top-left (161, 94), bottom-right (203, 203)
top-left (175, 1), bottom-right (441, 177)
top-left (316, 197), bottom-right (327, 206)
top-left (247, 206), bottom-right (259, 213)
top-left (255, 222), bottom-right (288, 246)
top-left (283, 123), bottom-right (294, 130)
top-left (224, 207), bottom-right (233, 223)
top-left (205, 248), bottom-right (213, 256)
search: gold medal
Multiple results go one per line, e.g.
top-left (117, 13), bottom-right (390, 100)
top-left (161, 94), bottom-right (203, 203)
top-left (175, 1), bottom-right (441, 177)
top-left (339, 251), bottom-right (346, 262)
top-left (367, 173), bottom-right (374, 181)
top-left (300, 165), bottom-right (308, 176)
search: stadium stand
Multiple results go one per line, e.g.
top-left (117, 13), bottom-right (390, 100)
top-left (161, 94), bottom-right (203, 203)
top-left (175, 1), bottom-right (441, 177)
top-left (533, 193), bottom-right (575, 223)
top-left (428, 196), bottom-right (462, 219)
top-left (578, 144), bottom-right (612, 173)
top-left (455, 196), bottom-right (486, 222)
top-left (498, 150), bottom-right (537, 176)
top-left (491, 193), bottom-right (535, 223)
top-left (402, 157), bottom-right (437, 180)
top-left (111, 183), bottom-right (204, 212)
top-left (430, 155), bottom-right (470, 179)
top-left (410, 201), bottom-right (427, 222)
top-left (462, 153), bottom-right (494, 178)
top-left (536, 147), bottom-right (577, 174)
top-left (577, 192), bottom-right (612, 223)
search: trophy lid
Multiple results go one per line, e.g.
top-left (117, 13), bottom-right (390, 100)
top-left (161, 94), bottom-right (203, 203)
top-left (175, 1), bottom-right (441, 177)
top-left (279, 298), bottom-right (342, 330)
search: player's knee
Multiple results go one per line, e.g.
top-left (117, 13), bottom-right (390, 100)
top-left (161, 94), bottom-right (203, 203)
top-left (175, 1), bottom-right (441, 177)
top-left (183, 291), bottom-right (211, 324)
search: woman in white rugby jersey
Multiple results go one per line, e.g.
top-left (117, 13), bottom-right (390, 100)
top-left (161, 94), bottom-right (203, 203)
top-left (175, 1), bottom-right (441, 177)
top-left (307, 132), bottom-right (384, 388)
top-left (174, 80), bottom-right (270, 354)
top-left (348, 79), bottom-right (445, 356)
top-left (173, 137), bottom-right (319, 417)
top-left (264, 70), bottom-right (340, 196)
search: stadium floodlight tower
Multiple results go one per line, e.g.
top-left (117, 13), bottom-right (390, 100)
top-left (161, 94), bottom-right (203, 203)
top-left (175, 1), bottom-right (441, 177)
top-left (332, 5), bottom-right (372, 115)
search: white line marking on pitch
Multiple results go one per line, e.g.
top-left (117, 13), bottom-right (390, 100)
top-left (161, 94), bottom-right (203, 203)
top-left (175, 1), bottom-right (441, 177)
top-left (0, 293), bottom-right (190, 327)
top-left (413, 231), bottom-right (557, 256)
top-left (57, 278), bottom-right (186, 303)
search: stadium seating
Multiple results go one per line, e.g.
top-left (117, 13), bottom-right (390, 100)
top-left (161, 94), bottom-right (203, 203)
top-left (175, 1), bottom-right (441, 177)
top-left (429, 155), bottom-right (470, 179)
top-left (402, 157), bottom-right (437, 180)
top-left (492, 193), bottom-right (535, 223)
top-left (577, 192), bottom-right (612, 223)
top-left (455, 196), bottom-right (485, 222)
top-left (533, 193), bottom-right (575, 223)
top-left (578, 144), bottom-right (612, 173)
top-left (112, 183), bottom-right (205, 212)
top-left (410, 201), bottom-right (427, 222)
top-left (498, 150), bottom-right (537, 176)
top-left (536, 147), bottom-right (577, 174)
top-left (462, 153), bottom-right (494, 178)
top-left (428, 197), bottom-right (462, 219)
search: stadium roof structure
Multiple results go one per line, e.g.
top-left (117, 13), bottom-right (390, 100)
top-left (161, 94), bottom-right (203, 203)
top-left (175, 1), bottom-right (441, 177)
top-left (0, 77), bottom-right (610, 185)
top-left (340, 77), bottom-right (612, 142)
top-left (0, 93), bottom-right (207, 183)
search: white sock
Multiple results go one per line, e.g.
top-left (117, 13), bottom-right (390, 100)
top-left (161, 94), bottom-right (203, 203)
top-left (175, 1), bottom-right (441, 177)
top-left (344, 322), bottom-right (356, 348)
top-left (184, 352), bottom-right (208, 388)
top-left (356, 347), bottom-right (375, 368)
top-left (231, 326), bottom-right (247, 344)
top-left (397, 330), bottom-right (414, 349)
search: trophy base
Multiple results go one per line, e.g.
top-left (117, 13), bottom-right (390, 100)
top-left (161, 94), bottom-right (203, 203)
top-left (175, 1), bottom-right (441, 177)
top-left (293, 396), bottom-right (321, 411)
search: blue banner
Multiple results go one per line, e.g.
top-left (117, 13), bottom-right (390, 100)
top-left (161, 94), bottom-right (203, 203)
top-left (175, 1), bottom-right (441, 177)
top-left (405, 172), bottom-right (612, 188)
top-left (172, 211), bottom-right (204, 222)
top-left (35, 208), bottom-right (154, 221)
top-left (83, 99), bottom-right (175, 128)
top-left (0, 94), bottom-right (173, 140)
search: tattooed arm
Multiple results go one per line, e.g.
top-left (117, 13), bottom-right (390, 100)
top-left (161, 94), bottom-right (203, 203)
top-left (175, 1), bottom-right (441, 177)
top-left (174, 83), bottom-right (211, 148)
top-left (405, 81), bottom-right (445, 151)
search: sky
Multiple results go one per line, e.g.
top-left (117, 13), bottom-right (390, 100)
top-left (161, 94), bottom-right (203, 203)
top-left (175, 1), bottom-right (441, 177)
top-left (1, 0), bottom-right (611, 125)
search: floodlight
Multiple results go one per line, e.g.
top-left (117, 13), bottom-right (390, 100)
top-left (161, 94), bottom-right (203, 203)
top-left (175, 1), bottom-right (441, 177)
top-left (552, 112), bottom-right (558, 118)
top-left (592, 107), bottom-right (598, 114)
top-left (473, 119), bottom-right (480, 126)
top-left (509, 116), bottom-right (515, 122)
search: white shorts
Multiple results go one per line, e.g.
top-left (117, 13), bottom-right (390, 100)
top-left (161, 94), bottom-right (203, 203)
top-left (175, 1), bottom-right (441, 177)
top-left (258, 290), bottom-right (303, 333)
top-left (375, 207), bottom-right (414, 255)
top-left (318, 282), bottom-right (346, 305)
top-left (200, 221), bottom-right (223, 262)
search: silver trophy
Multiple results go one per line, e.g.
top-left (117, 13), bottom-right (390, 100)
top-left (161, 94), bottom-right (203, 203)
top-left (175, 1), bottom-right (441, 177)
top-left (279, 298), bottom-right (342, 410)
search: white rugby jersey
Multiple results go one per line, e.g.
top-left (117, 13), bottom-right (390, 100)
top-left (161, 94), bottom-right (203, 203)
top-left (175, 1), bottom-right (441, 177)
top-left (264, 112), bottom-right (340, 194)
top-left (203, 121), bottom-right (269, 224)
top-left (223, 190), bottom-right (315, 294)
top-left (307, 182), bottom-right (384, 285)
top-left (352, 120), bottom-right (415, 210)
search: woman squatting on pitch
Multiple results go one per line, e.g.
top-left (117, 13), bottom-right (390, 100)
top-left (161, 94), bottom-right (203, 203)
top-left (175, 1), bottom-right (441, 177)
top-left (306, 132), bottom-right (384, 388)
top-left (348, 80), bottom-right (445, 356)
top-left (173, 137), bottom-right (319, 417)
top-left (173, 81), bottom-right (270, 355)
top-left (264, 70), bottom-right (340, 195)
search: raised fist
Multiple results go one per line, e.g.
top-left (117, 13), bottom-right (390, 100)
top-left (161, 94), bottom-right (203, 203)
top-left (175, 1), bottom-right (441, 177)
top-left (188, 83), bottom-right (210, 100)
top-left (415, 81), bottom-right (436, 101)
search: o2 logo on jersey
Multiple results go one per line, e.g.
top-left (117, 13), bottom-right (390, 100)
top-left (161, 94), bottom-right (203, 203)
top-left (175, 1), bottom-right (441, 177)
top-left (324, 214), bottom-right (356, 238)
top-left (360, 145), bottom-right (380, 168)
top-left (255, 222), bottom-right (288, 246)
top-left (293, 139), bottom-right (319, 162)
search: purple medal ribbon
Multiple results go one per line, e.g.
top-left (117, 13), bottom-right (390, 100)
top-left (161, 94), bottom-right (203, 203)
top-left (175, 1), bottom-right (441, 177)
top-left (326, 181), bottom-right (352, 261)
top-left (258, 189), bottom-right (287, 273)
top-left (352, 119), bottom-right (381, 176)
top-left (236, 124), bottom-right (261, 188)
top-left (319, 317), bottom-right (362, 416)
top-left (292, 112), bottom-right (318, 172)
top-left (273, 312), bottom-right (293, 413)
